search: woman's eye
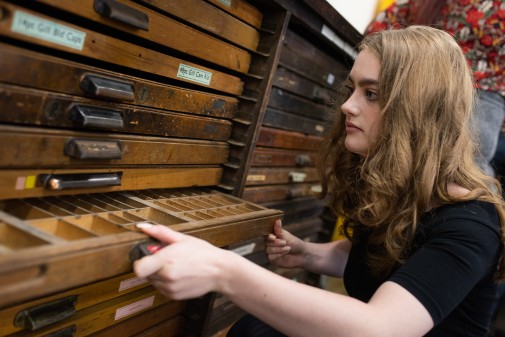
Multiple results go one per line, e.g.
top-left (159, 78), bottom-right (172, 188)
top-left (366, 90), bottom-right (378, 101)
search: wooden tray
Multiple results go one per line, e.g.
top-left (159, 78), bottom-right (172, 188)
top-left (0, 188), bottom-right (282, 308)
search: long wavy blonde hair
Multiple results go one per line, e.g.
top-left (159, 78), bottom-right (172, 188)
top-left (318, 26), bottom-right (505, 279)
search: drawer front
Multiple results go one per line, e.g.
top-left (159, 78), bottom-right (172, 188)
top-left (273, 67), bottom-right (334, 104)
top-left (268, 88), bottom-right (331, 121)
top-left (0, 167), bottom-right (222, 199)
top-left (250, 147), bottom-right (316, 167)
top-left (245, 167), bottom-right (319, 186)
top-left (0, 84), bottom-right (232, 140)
top-left (8, 287), bottom-right (180, 337)
top-left (0, 189), bottom-right (282, 307)
top-left (34, 0), bottom-right (252, 73)
top-left (0, 125), bottom-right (229, 167)
top-left (256, 127), bottom-right (323, 151)
top-left (242, 183), bottom-right (321, 204)
top-left (263, 107), bottom-right (328, 136)
top-left (0, 272), bottom-right (149, 335)
top-left (0, 43), bottom-right (238, 118)
top-left (0, 2), bottom-right (243, 95)
top-left (136, 0), bottom-right (260, 51)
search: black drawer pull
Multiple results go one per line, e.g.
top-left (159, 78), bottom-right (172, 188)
top-left (64, 139), bottom-right (122, 160)
top-left (42, 172), bottom-right (122, 190)
top-left (69, 105), bottom-right (124, 130)
top-left (14, 295), bottom-right (77, 331)
top-left (94, 0), bottom-right (149, 31)
top-left (295, 154), bottom-right (311, 167)
top-left (80, 74), bottom-right (135, 101)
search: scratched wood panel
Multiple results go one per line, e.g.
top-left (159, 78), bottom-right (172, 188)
top-left (0, 84), bottom-right (232, 141)
top-left (35, 0), bottom-right (251, 73)
top-left (0, 43), bottom-right (238, 118)
top-left (137, 0), bottom-right (260, 51)
top-left (267, 88), bottom-right (331, 121)
top-left (0, 125), bottom-right (230, 168)
top-left (242, 183), bottom-right (321, 204)
top-left (263, 106), bottom-right (329, 136)
top-left (0, 1), bottom-right (243, 95)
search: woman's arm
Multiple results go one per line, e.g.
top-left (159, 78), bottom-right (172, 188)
top-left (134, 224), bottom-right (434, 337)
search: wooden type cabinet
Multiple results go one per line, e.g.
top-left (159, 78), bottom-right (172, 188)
top-left (0, 0), bottom-right (287, 336)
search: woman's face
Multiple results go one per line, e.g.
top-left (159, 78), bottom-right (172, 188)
top-left (342, 49), bottom-right (381, 155)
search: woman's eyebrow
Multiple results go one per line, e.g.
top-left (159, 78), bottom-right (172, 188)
top-left (347, 75), bottom-right (379, 87)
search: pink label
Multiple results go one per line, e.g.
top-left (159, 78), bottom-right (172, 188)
top-left (114, 296), bottom-right (155, 320)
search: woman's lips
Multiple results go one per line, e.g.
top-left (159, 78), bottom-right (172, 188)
top-left (345, 122), bottom-right (362, 132)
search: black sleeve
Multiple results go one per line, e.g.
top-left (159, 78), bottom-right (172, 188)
top-left (388, 203), bottom-right (501, 324)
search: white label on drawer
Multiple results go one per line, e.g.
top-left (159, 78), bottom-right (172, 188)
top-left (177, 63), bottom-right (212, 85)
top-left (315, 124), bottom-right (325, 133)
top-left (326, 73), bottom-right (335, 86)
top-left (11, 10), bottom-right (86, 50)
top-left (310, 184), bottom-right (322, 193)
top-left (218, 0), bottom-right (232, 7)
top-left (231, 242), bottom-right (256, 256)
top-left (247, 174), bottom-right (266, 181)
top-left (115, 296), bottom-right (155, 320)
top-left (118, 276), bottom-right (149, 292)
top-left (289, 172), bottom-right (306, 182)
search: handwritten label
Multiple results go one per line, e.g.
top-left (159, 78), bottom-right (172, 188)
top-left (218, 0), bottom-right (232, 7)
top-left (177, 63), bottom-right (212, 85)
top-left (11, 10), bottom-right (86, 50)
top-left (118, 276), bottom-right (148, 292)
top-left (114, 296), bottom-right (155, 320)
top-left (315, 124), bottom-right (325, 133)
top-left (289, 172), bottom-right (306, 182)
top-left (326, 73), bottom-right (335, 86)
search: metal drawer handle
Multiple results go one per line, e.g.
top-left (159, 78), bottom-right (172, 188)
top-left (94, 0), bottom-right (149, 31)
top-left (42, 172), bottom-right (122, 190)
top-left (295, 154), bottom-right (311, 167)
top-left (80, 74), bottom-right (135, 101)
top-left (69, 105), bottom-right (124, 130)
top-left (64, 138), bottom-right (122, 160)
top-left (14, 295), bottom-right (77, 331)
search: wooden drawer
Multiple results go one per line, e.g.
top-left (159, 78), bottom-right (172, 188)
top-left (8, 286), bottom-right (181, 337)
top-left (268, 88), bottom-right (330, 121)
top-left (32, 0), bottom-right (252, 73)
top-left (0, 43), bottom-right (238, 119)
top-left (136, 0), bottom-right (261, 51)
top-left (88, 310), bottom-right (183, 337)
top-left (273, 66), bottom-right (335, 104)
top-left (0, 1), bottom-right (243, 95)
top-left (0, 167), bottom-right (222, 199)
top-left (256, 126), bottom-right (323, 151)
top-left (0, 125), bottom-right (229, 168)
top-left (263, 106), bottom-right (328, 136)
top-left (246, 167), bottom-right (318, 186)
top-left (0, 188), bottom-right (282, 308)
top-left (242, 183), bottom-right (321, 204)
top-left (250, 147), bottom-right (316, 167)
top-left (0, 84), bottom-right (232, 140)
top-left (0, 272), bottom-right (150, 335)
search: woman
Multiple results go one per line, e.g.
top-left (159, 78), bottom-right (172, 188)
top-left (134, 26), bottom-right (505, 336)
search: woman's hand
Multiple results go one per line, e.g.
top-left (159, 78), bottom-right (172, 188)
top-left (265, 219), bottom-right (306, 269)
top-left (133, 224), bottom-right (231, 300)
